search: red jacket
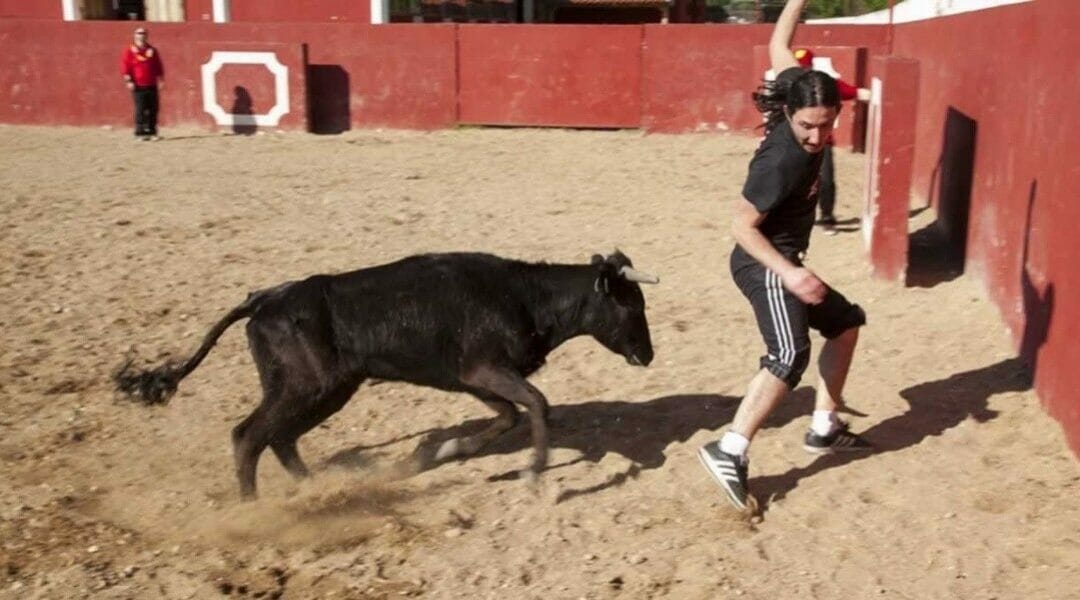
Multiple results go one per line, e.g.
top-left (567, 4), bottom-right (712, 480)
top-left (121, 44), bottom-right (163, 87)
top-left (836, 78), bottom-right (859, 101)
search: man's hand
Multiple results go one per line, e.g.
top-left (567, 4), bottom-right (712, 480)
top-left (157, 80), bottom-right (165, 90)
top-left (782, 267), bottom-right (827, 305)
top-left (125, 80), bottom-right (134, 90)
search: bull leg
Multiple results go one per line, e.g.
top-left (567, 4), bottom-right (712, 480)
top-left (267, 380), bottom-right (362, 480)
top-left (231, 404), bottom-right (274, 500)
top-left (242, 313), bottom-right (360, 498)
top-left (270, 439), bottom-right (310, 480)
top-left (461, 365), bottom-right (550, 478)
top-left (435, 394), bottom-right (519, 461)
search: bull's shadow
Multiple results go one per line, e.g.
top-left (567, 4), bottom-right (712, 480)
top-left (326, 388), bottom-right (817, 502)
top-left (751, 358), bottom-right (1032, 510)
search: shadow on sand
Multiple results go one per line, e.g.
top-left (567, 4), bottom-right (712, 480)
top-left (752, 358), bottom-right (1031, 510)
top-left (326, 388), bottom-right (820, 503)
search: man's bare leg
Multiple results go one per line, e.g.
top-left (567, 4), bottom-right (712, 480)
top-left (698, 369), bottom-right (789, 511)
top-left (815, 326), bottom-right (859, 412)
top-left (806, 327), bottom-right (871, 452)
top-left (731, 369), bottom-right (791, 440)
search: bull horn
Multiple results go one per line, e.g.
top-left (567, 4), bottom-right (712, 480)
top-left (619, 266), bottom-right (659, 284)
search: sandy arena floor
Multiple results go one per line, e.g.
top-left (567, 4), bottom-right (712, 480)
top-left (1, 124), bottom-right (1078, 599)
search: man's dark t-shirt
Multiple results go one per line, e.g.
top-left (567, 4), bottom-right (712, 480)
top-left (731, 67), bottom-right (824, 272)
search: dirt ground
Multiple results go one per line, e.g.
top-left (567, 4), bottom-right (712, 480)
top-left (1, 124), bottom-right (1078, 600)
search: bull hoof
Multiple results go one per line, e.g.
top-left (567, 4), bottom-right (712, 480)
top-left (435, 438), bottom-right (462, 461)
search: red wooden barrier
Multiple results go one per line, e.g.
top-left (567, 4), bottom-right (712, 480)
top-left (457, 24), bottom-right (643, 128)
top-left (641, 24), bottom-right (888, 134)
top-left (642, 25), bottom-right (765, 133)
top-left (0, 20), bottom-right (456, 131)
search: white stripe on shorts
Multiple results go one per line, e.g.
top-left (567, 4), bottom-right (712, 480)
top-left (765, 269), bottom-right (795, 366)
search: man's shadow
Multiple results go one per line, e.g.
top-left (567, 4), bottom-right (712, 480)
top-left (752, 358), bottom-right (1031, 507)
top-left (326, 388), bottom-right (818, 502)
top-left (753, 181), bottom-right (1053, 510)
top-left (828, 217), bottom-right (861, 234)
top-left (1018, 180), bottom-right (1053, 378)
top-left (230, 86), bottom-right (257, 136)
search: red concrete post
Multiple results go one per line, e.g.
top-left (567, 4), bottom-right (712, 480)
top-left (861, 55), bottom-right (918, 282)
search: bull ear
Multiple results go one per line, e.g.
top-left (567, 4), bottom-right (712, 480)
top-left (593, 258), bottom-right (617, 295)
top-left (611, 248), bottom-right (630, 266)
top-left (593, 275), bottom-right (610, 294)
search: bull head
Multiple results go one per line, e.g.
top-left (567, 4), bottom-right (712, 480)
top-left (593, 251), bottom-right (660, 293)
top-left (587, 251), bottom-right (657, 367)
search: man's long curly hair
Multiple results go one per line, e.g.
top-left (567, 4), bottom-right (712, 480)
top-left (752, 69), bottom-right (841, 135)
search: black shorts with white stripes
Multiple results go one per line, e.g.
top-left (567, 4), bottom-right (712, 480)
top-left (730, 254), bottom-right (866, 388)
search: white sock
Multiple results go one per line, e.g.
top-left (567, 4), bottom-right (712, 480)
top-left (719, 431), bottom-right (750, 457)
top-left (812, 410), bottom-right (840, 436)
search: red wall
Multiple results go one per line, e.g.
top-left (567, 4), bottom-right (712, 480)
top-left (458, 25), bottom-right (643, 128)
top-left (0, 20), bottom-right (456, 130)
top-left (230, 0), bottom-right (371, 23)
top-left (642, 25), bottom-right (765, 133)
top-left (0, 0), bottom-right (59, 19)
top-left (0, 19), bottom-right (889, 133)
top-left (641, 24), bottom-right (888, 134)
top-left (894, 0), bottom-right (1080, 455)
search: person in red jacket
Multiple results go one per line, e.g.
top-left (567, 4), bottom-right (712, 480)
top-left (120, 27), bottom-right (165, 141)
top-left (794, 48), bottom-right (869, 234)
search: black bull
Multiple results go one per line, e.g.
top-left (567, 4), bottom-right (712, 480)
top-left (116, 251), bottom-right (658, 499)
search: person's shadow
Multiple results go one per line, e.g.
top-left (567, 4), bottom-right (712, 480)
top-left (752, 358), bottom-right (1031, 508)
top-left (753, 181), bottom-right (1053, 510)
top-left (325, 388), bottom-right (819, 503)
top-left (828, 216), bottom-right (861, 234)
top-left (1018, 180), bottom-right (1053, 379)
top-left (230, 86), bottom-right (257, 135)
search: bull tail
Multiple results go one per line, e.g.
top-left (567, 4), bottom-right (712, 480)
top-left (114, 288), bottom-right (273, 405)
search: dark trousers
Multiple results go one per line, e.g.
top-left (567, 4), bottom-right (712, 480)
top-left (132, 85), bottom-right (159, 136)
top-left (818, 143), bottom-right (836, 220)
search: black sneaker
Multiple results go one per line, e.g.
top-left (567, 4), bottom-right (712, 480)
top-left (697, 442), bottom-right (750, 510)
top-left (803, 422), bottom-right (872, 454)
